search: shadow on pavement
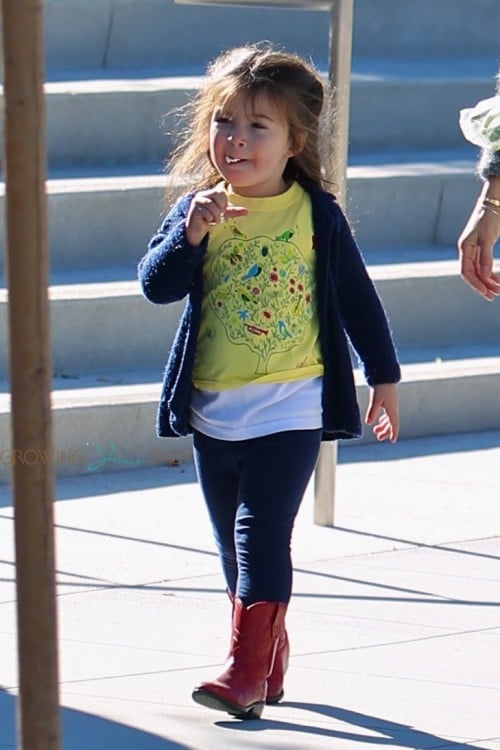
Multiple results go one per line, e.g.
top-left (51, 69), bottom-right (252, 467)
top-left (338, 429), bottom-right (500, 464)
top-left (0, 462), bottom-right (197, 508)
top-left (0, 686), bottom-right (190, 750)
top-left (326, 527), bottom-right (500, 562)
top-left (216, 701), bottom-right (490, 748)
top-left (2, 430), bottom-right (499, 509)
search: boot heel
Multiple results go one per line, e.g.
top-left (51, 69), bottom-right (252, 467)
top-left (236, 701), bottom-right (264, 720)
top-left (266, 688), bottom-right (284, 705)
top-left (193, 688), bottom-right (263, 720)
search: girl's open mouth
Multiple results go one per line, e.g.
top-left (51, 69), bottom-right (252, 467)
top-left (225, 155), bottom-right (246, 164)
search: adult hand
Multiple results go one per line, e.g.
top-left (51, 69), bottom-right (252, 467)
top-left (185, 185), bottom-right (248, 246)
top-left (365, 383), bottom-right (399, 443)
top-left (457, 179), bottom-right (500, 301)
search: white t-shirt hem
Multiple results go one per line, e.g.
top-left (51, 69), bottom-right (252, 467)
top-left (190, 377), bottom-right (323, 441)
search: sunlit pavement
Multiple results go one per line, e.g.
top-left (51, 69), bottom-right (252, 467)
top-left (1, 430), bottom-right (499, 749)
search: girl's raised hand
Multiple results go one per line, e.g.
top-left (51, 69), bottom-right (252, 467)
top-left (185, 186), bottom-right (248, 246)
top-left (365, 383), bottom-right (399, 443)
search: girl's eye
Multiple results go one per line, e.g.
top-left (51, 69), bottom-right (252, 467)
top-left (251, 122), bottom-right (267, 130)
top-left (215, 116), bottom-right (230, 124)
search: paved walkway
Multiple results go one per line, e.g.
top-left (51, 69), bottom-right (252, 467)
top-left (1, 430), bottom-right (500, 749)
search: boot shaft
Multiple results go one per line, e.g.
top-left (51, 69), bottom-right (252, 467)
top-left (229, 599), bottom-right (286, 674)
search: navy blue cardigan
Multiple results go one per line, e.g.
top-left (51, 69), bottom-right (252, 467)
top-left (138, 181), bottom-right (401, 441)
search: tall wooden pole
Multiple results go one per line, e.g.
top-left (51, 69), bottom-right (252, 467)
top-left (314, 0), bottom-right (354, 526)
top-left (1, 2), bottom-right (61, 748)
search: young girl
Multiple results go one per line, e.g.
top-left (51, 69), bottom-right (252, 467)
top-left (138, 44), bottom-right (400, 720)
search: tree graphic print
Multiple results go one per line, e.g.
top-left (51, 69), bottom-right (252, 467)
top-left (206, 229), bottom-right (315, 374)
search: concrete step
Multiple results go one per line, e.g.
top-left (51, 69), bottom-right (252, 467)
top-left (0, 371), bottom-right (193, 483)
top-left (2, 257), bottom-right (499, 381)
top-left (2, 346), bottom-right (500, 481)
top-left (371, 260), bottom-right (500, 349)
top-left (0, 278), bottom-right (183, 379)
top-left (43, 0), bottom-right (500, 75)
top-left (346, 151), bottom-right (480, 248)
top-left (0, 152), bottom-right (481, 276)
top-left (0, 172), bottom-right (165, 275)
top-left (348, 63), bottom-right (495, 153)
top-left (0, 67), bottom-right (492, 170)
top-left (355, 346), bottom-right (500, 441)
top-left (1, 76), bottom-right (195, 171)
top-left (42, 77), bottom-right (190, 169)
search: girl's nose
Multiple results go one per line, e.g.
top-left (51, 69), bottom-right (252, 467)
top-left (227, 128), bottom-right (246, 146)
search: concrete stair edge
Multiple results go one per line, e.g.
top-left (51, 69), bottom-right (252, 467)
top-left (2, 261), bottom-right (500, 379)
top-left (42, 0), bottom-right (500, 74)
top-left (2, 354), bottom-right (500, 482)
top-left (0, 154), bottom-right (482, 275)
top-left (0, 73), bottom-right (492, 169)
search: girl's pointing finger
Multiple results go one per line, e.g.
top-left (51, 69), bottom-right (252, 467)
top-left (224, 206), bottom-right (249, 219)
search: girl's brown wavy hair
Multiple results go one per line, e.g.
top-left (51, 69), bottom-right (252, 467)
top-left (165, 43), bottom-right (327, 203)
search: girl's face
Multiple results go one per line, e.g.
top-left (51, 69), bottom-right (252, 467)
top-left (209, 90), bottom-right (294, 197)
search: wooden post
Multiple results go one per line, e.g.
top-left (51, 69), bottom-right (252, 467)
top-left (314, 0), bottom-right (354, 526)
top-left (1, 2), bottom-right (61, 749)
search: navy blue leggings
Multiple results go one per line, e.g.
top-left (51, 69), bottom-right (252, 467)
top-left (192, 429), bottom-right (322, 605)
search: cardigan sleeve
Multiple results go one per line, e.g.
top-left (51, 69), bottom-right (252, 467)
top-left (333, 207), bottom-right (401, 386)
top-left (479, 149), bottom-right (500, 179)
top-left (469, 70), bottom-right (500, 179)
top-left (480, 72), bottom-right (500, 177)
top-left (137, 193), bottom-right (208, 304)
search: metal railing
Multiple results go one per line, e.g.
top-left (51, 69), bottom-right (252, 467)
top-left (177, 0), bottom-right (334, 7)
top-left (174, 0), bottom-right (354, 526)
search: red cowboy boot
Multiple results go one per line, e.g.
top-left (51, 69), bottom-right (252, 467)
top-left (266, 627), bottom-right (289, 704)
top-left (192, 599), bottom-right (286, 719)
top-left (225, 589), bottom-right (289, 704)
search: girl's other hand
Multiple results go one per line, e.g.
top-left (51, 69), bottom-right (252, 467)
top-left (365, 383), bottom-right (399, 443)
top-left (185, 186), bottom-right (248, 246)
top-left (457, 202), bottom-right (500, 301)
